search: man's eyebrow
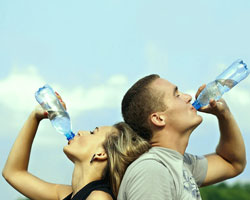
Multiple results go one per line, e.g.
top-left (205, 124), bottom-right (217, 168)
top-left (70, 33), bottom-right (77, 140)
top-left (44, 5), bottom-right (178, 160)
top-left (173, 86), bottom-right (178, 96)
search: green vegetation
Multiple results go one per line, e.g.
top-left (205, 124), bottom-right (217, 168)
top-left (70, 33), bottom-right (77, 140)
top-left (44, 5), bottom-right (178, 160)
top-left (200, 182), bottom-right (250, 200)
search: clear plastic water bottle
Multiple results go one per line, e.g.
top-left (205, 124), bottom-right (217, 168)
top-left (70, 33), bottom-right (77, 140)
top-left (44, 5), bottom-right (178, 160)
top-left (192, 59), bottom-right (249, 110)
top-left (35, 84), bottom-right (75, 140)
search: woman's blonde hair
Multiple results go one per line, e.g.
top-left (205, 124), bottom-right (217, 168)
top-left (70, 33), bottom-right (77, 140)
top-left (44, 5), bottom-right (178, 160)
top-left (103, 122), bottom-right (151, 197)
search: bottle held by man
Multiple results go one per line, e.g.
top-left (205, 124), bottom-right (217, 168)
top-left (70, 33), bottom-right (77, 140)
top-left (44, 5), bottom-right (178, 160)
top-left (193, 59), bottom-right (249, 110)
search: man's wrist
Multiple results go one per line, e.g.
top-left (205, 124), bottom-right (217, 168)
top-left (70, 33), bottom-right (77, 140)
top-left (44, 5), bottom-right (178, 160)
top-left (216, 109), bottom-right (232, 121)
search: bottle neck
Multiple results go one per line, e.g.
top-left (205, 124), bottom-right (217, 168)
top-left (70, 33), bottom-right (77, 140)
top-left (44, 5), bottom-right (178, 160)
top-left (65, 131), bottom-right (75, 141)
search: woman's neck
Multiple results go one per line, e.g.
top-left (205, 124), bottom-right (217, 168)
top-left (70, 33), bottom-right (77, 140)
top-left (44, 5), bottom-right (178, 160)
top-left (71, 162), bottom-right (103, 197)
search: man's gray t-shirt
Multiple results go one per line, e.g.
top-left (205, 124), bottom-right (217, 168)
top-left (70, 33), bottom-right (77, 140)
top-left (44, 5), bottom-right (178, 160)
top-left (118, 147), bottom-right (208, 200)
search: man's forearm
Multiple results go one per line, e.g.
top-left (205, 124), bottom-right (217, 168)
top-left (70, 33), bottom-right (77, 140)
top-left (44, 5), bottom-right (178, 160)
top-left (216, 110), bottom-right (246, 174)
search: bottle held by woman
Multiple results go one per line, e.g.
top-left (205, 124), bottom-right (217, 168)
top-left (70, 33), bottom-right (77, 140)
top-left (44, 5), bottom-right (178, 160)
top-left (35, 84), bottom-right (75, 140)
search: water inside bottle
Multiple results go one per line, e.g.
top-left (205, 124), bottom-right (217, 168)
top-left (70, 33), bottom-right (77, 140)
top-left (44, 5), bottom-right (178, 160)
top-left (48, 110), bottom-right (72, 135)
top-left (194, 78), bottom-right (238, 109)
top-left (216, 79), bottom-right (238, 93)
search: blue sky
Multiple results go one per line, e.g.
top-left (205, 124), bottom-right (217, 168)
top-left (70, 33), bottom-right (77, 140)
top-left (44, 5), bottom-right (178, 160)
top-left (1, 1), bottom-right (250, 199)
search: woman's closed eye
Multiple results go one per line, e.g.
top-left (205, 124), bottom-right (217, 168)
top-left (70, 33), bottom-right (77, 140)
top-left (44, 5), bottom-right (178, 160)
top-left (90, 127), bottom-right (98, 134)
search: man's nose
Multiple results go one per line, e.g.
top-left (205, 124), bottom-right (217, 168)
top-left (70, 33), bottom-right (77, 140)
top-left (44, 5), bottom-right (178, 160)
top-left (183, 93), bottom-right (192, 103)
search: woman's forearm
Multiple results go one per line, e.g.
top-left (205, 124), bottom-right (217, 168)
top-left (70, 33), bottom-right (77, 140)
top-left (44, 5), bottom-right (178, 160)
top-left (2, 111), bottom-right (40, 178)
top-left (2, 108), bottom-right (72, 200)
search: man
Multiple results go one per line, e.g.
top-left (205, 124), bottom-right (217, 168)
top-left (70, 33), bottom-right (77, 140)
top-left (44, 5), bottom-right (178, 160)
top-left (118, 74), bottom-right (246, 200)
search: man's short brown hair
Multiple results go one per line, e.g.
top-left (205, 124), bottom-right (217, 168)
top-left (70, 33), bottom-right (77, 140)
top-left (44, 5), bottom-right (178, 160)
top-left (121, 74), bottom-right (166, 141)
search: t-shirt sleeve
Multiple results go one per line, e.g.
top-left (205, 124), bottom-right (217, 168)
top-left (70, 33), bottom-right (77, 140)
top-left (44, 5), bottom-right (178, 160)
top-left (122, 159), bottom-right (176, 200)
top-left (183, 153), bottom-right (208, 187)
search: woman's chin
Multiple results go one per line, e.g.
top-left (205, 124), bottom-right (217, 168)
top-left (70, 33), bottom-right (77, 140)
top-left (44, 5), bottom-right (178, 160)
top-left (63, 146), bottom-right (75, 162)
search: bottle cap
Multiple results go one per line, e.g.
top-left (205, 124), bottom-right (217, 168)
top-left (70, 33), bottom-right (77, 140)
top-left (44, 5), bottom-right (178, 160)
top-left (192, 100), bottom-right (201, 110)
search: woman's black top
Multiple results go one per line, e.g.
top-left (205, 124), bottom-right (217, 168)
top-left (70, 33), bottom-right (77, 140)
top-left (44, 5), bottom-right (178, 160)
top-left (63, 179), bottom-right (116, 200)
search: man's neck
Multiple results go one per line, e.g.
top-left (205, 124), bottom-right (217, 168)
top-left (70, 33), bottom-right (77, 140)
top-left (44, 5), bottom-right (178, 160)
top-left (150, 129), bottom-right (191, 155)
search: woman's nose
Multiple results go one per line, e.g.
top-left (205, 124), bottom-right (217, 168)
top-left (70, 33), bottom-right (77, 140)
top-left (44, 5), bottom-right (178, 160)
top-left (76, 132), bottom-right (82, 136)
top-left (77, 131), bottom-right (89, 136)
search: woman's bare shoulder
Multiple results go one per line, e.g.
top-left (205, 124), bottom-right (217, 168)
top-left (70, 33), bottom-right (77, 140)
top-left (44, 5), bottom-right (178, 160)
top-left (57, 184), bottom-right (72, 200)
top-left (86, 190), bottom-right (113, 200)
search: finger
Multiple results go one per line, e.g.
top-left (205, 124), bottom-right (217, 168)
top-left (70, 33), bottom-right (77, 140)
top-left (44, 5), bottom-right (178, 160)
top-left (195, 84), bottom-right (206, 99)
top-left (55, 92), bottom-right (64, 104)
top-left (54, 91), bottom-right (66, 109)
top-left (55, 91), bottom-right (62, 100)
top-left (198, 104), bottom-right (210, 112)
top-left (209, 99), bottom-right (217, 108)
top-left (60, 101), bottom-right (67, 110)
top-left (58, 97), bottom-right (66, 109)
top-left (44, 111), bottom-right (49, 118)
top-left (200, 99), bottom-right (216, 111)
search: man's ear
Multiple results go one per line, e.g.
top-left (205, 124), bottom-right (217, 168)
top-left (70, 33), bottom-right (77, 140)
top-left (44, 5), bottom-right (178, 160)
top-left (150, 112), bottom-right (166, 127)
top-left (94, 151), bottom-right (108, 162)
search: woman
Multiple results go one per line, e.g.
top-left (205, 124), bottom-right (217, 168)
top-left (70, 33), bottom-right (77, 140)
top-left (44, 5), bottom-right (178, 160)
top-left (2, 93), bottom-right (150, 200)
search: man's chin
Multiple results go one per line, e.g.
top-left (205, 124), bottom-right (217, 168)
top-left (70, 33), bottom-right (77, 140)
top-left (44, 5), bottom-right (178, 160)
top-left (198, 114), bottom-right (203, 122)
top-left (192, 115), bottom-right (203, 129)
top-left (196, 115), bottom-right (203, 125)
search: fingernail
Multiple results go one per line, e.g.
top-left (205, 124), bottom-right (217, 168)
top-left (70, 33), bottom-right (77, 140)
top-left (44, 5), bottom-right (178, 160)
top-left (44, 111), bottom-right (48, 117)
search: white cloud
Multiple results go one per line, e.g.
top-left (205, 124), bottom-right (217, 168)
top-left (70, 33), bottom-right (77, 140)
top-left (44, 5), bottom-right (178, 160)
top-left (0, 66), bottom-right (46, 112)
top-left (0, 66), bottom-right (128, 114)
top-left (0, 66), bottom-right (129, 136)
top-left (52, 74), bottom-right (129, 117)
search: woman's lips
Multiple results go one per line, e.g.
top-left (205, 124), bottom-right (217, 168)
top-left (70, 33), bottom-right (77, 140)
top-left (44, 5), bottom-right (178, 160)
top-left (68, 140), bottom-right (72, 145)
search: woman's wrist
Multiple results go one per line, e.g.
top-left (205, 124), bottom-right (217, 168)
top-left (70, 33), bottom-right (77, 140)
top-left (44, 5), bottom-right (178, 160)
top-left (30, 110), bottom-right (47, 122)
top-left (31, 105), bottom-right (48, 122)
